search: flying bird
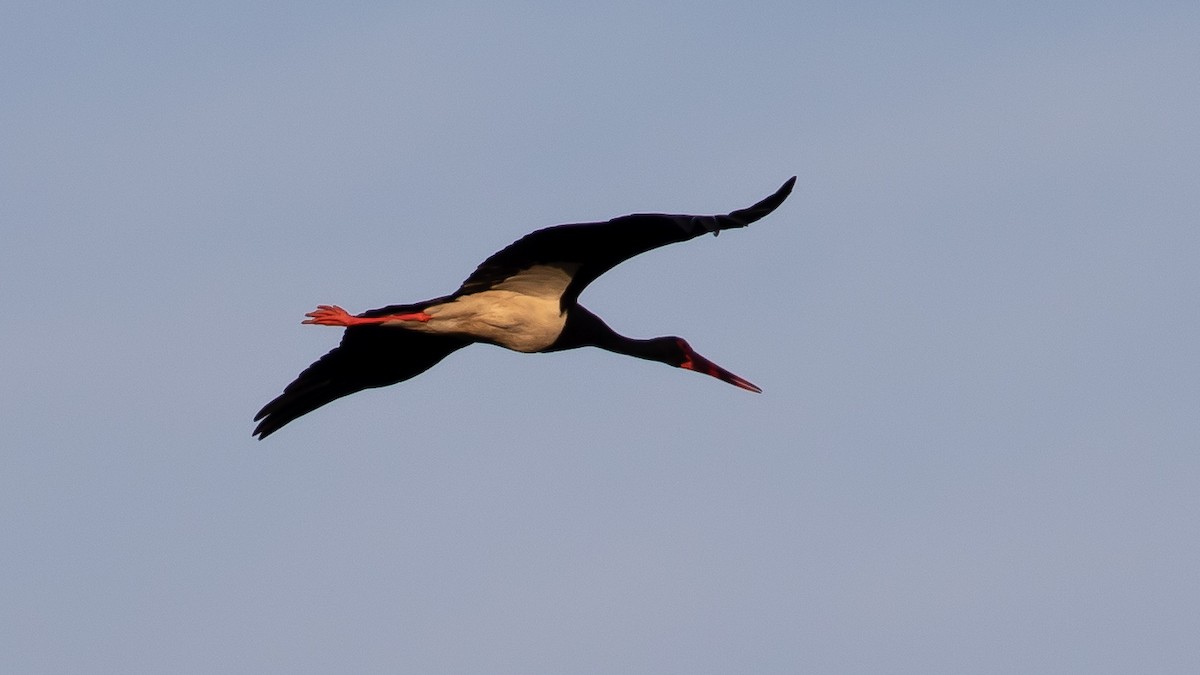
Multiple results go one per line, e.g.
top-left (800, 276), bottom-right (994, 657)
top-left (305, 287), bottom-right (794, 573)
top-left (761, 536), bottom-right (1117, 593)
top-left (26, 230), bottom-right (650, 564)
top-left (253, 177), bottom-right (796, 439)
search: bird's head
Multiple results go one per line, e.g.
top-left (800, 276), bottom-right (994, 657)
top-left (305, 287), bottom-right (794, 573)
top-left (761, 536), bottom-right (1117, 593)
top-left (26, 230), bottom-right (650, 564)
top-left (652, 337), bottom-right (762, 393)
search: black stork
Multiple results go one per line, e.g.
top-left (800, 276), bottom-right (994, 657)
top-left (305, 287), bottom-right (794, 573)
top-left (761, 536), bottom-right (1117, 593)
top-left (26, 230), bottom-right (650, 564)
top-left (253, 177), bottom-right (795, 439)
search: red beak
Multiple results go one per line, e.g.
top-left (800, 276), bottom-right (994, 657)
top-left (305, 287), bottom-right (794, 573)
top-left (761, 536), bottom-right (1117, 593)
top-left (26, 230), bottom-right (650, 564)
top-left (679, 347), bottom-right (762, 393)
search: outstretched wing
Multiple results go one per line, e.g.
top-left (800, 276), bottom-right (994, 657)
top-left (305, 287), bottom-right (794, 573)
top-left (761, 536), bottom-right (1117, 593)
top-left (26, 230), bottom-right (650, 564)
top-left (455, 177), bottom-right (795, 308)
top-left (252, 324), bottom-right (470, 439)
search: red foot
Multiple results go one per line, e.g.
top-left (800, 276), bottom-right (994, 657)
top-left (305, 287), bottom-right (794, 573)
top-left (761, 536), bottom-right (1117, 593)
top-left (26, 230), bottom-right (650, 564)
top-left (302, 305), bottom-right (361, 326)
top-left (302, 304), bottom-right (433, 327)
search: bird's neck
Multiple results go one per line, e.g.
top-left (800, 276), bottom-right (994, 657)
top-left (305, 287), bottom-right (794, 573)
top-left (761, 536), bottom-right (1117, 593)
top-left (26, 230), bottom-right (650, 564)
top-left (552, 306), bottom-right (676, 365)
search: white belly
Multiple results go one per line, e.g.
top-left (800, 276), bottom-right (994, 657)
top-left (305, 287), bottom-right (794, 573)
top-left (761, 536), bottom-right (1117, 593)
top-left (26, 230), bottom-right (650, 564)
top-left (409, 291), bottom-right (565, 352)
top-left (385, 263), bottom-right (577, 352)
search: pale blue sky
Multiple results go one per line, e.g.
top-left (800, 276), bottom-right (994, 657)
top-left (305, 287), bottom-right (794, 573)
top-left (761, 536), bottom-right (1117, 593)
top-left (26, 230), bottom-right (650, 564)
top-left (3, 2), bottom-right (1198, 673)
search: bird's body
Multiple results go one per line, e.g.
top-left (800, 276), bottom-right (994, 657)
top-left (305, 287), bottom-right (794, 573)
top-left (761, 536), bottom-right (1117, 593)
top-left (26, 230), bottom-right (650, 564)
top-left (413, 265), bottom-right (577, 352)
top-left (253, 177), bottom-right (795, 439)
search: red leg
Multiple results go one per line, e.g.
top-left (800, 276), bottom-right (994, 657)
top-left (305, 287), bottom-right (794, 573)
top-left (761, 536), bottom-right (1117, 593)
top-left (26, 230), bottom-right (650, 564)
top-left (302, 305), bottom-right (432, 327)
top-left (378, 311), bottom-right (433, 323)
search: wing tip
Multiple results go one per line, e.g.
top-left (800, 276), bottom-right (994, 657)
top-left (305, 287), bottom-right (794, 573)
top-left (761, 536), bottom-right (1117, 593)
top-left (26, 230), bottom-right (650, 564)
top-left (252, 406), bottom-right (303, 440)
top-left (251, 411), bottom-right (280, 440)
top-left (768, 175), bottom-right (797, 204)
top-left (726, 176), bottom-right (797, 225)
top-left (250, 390), bottom-right (310, 440)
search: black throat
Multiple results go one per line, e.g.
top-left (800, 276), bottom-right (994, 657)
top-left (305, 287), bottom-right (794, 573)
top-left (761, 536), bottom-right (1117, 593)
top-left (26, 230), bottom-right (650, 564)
top-left (546, 305), bottom-right (680, 366)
